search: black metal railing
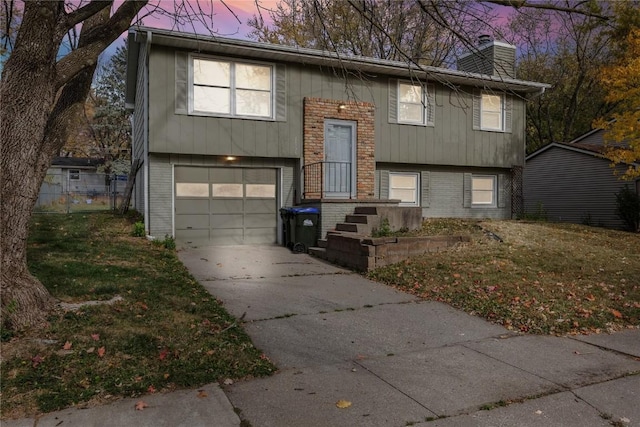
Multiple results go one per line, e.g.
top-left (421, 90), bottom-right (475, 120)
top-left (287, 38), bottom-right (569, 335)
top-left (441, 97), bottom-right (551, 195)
top-left (301, 161), bottom-right (353, 199)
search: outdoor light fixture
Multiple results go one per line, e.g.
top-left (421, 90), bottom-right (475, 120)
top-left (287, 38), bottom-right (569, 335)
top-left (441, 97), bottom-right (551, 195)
top-left (225, 156), bottom-right (236, 161)
top-left (338, 103), bottom-right (347, 110)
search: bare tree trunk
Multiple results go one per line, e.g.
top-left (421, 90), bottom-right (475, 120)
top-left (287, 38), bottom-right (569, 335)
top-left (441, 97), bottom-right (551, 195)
top-left (1, 0), bottom-right (146, 331)
top-left (1, 2), bottom-right (63, 330)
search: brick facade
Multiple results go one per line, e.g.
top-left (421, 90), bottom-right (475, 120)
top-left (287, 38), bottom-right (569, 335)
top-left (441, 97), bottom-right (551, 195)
top-left (303, 98), bottom-right (375, 199)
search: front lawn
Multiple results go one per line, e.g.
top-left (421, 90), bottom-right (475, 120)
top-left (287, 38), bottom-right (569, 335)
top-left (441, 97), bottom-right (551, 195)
top-left (1, 213), bottom-right (275, 419)
top-left (369, 220), bottom-right (640, 335)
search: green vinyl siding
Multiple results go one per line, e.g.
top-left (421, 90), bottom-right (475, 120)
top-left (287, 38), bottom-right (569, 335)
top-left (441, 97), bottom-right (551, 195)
top-left (147, 45), bottom-right (526, 168)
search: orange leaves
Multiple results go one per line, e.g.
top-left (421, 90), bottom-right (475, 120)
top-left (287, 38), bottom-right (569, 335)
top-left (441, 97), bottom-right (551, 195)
top-left (63, 341), bottom-right (73, 350)
top-left (610, 309), bottom-right (623, 319)
top-left (97, 347), bottom-right (106, 358)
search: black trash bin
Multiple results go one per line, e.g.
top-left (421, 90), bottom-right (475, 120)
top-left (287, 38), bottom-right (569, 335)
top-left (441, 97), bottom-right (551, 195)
top-left (280, 207), bottom-right (319, 253)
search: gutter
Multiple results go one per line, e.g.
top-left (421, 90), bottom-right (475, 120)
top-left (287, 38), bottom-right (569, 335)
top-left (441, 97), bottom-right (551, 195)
top-left (143, 30), bottom-right (151, 236)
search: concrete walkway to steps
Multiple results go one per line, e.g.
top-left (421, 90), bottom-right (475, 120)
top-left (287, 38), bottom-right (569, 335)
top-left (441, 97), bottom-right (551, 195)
top-left (6, 245), bottom-right (639, 427)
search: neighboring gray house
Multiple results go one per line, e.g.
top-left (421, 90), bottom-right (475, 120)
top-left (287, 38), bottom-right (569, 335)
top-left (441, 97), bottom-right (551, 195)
top-left (524, 128), bottom-right (640, 229)
top-left (125, 27), bottom-right (549, 246)
top-left (37, 157), bottom-right (107, 207)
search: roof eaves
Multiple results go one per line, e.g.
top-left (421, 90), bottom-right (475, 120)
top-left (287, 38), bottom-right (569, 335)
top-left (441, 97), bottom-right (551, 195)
top-left (131, 26), bottom-right (550, 94)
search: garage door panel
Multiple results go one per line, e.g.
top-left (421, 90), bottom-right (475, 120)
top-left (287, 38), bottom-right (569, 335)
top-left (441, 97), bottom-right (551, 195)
top-left (176, 214), bottom-right (209, 230)
top-left (175, 167), bottom-right (208, 182)
top-left (245, 199), bottom-right (275, 213)
top-left (211, 199), bottom-right (243, 214)
top-left (244, 228), bottom-right (277, 244)
top-left (211, 214), bottom-right (244, 228)
top-left (175, 199), bottom-right (209, 214)
top-left (244, 168), bottom-right (276, 183)
top-left (209, 229), bottom-right (244, 245)
top-left (245, 213), bottom-right (276, 228)
top-left (176, 228), bottom-right (210, 243)
top-left (210, 168), bottom-right (243, 183)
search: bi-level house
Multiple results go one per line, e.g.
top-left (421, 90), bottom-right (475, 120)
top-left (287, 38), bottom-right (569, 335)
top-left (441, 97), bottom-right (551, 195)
top-left (125, 27), bottom-right (549, 247)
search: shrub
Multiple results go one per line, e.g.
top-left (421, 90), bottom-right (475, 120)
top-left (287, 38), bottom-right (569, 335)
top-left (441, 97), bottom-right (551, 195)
top-left (132, 221), bottom-right (145, 237)
top-left (372, 217), bottom-right (392, 237)
top-left (615, 185), bottom-right (640, 232)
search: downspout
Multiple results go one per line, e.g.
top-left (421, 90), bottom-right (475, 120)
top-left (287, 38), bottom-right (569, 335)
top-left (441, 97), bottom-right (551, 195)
top-left (143, 31), bottom-right (152, 236)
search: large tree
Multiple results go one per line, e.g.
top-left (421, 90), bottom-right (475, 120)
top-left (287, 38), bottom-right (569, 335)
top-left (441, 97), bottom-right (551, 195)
top-left (0, 0), bottom-right (228, 331)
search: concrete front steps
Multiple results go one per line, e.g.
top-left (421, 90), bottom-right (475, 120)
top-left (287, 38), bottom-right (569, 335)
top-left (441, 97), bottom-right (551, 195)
top-left (309, 206), bottom-right (383, 259)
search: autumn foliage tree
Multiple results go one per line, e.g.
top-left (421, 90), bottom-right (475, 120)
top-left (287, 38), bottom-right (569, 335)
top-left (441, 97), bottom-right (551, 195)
top-left (596, 28), bottom-right (640, 179)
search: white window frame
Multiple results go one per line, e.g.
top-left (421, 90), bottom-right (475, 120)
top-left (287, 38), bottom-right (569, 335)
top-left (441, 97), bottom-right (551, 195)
top-left (480, 92), bottom-right (504, 131)
top-left (397, 81), bottom-right (433, 126)
top-left (69, 169), bottom-right (80, 181)
top-left (471, 175), bottom-right (497, 207)
top-left (189, 55), bottom-right (275, 120)
top-left (389, 172), bottom-right (420, 206)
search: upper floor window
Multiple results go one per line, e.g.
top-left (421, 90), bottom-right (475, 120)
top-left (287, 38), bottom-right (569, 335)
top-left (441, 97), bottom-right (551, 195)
top-left (473, 90), bottom-right (512, 133)
top-left (191, 58), bottom-right (273, 118)
top-left (389, 79), bottom-right (435, 126)
top-left (481, 93), bottom-right (503, 131)
top-left (69, 169), bottom-right (80, 180)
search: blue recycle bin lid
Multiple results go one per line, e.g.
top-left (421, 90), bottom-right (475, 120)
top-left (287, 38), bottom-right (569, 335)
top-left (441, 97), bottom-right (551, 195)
top-left (284, 206), bottom-right (319, 214)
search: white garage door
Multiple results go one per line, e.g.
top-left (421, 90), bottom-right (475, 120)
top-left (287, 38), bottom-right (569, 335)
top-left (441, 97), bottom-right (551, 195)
top-left (175, 166), bottom-right (277, 246)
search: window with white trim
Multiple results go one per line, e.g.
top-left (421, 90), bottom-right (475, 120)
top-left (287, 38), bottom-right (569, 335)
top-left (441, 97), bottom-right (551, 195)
top-left (191, 57), bottom-right (273, 118)
top-left (481, 92), bottom-right (504, 131)
top-left (389, 172), bottom-right (420, 206)
top-left (397, 81), bottom-right (434, 126)
top-left (69, 169), bottom-right (80, 180)
top-left (471, 175), bottom-right (496, 206)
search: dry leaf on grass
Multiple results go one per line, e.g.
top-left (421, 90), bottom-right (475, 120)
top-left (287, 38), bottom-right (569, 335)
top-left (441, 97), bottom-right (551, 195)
top-left (63, 341), bottom-right (72, 350)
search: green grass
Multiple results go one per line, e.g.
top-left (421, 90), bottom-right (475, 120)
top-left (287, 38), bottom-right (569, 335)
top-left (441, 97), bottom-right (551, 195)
top-left (1, 213), bottom-right (275, 419)
top-left (369, 220), bottom-right (640, 335)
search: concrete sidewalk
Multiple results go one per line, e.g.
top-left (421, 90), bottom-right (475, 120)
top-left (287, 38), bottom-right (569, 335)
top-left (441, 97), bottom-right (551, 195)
top-left (5, 245), bottom-right (639, 427)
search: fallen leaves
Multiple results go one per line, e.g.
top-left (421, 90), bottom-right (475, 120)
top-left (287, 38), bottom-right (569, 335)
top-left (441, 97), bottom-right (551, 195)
top-left (31, 355), bottom-right (44, 368)
top-left (97, 347), bottom-right (106, 358)
top-left (610, 309), bottom-right (623, 319)
top-left (63, 341), bottom-right (73, 350)
top-left (336, 400), bottom-right (352, 409)
top-left (197, 390), bottom-right (208, 398)
top-left (134, 401), bottom-right (148, 411)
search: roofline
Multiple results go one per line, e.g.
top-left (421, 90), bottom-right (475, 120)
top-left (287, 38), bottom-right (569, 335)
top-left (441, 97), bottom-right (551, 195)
top-left (127, 26), bottom-right (550, 95)
top-left (526, 142), bottom-right (640, 168)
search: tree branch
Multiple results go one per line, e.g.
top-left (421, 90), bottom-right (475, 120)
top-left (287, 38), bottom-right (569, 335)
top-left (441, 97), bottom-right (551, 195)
top-left (483, 0), bottom-right (609, 20)
top-left (55, 0), bottom-right (147, 89)
top-left (62, 0), bottom-right (112, 31)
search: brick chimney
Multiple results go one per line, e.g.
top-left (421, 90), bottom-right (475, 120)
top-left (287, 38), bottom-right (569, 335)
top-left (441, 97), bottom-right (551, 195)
top-left (457, 35), bottom-right (516, 79)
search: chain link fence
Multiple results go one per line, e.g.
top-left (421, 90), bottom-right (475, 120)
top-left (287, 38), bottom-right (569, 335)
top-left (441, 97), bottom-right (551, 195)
top-left (34, 171), bottom-right (129, 213)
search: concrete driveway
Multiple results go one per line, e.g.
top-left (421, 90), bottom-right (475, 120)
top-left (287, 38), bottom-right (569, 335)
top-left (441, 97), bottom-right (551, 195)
top-left (179, 245), bottom-right (640, 427)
